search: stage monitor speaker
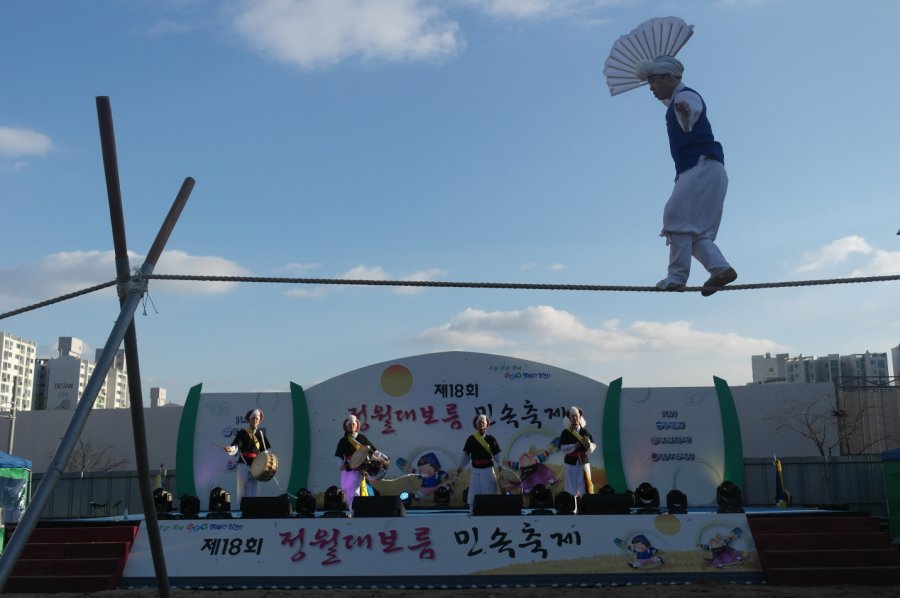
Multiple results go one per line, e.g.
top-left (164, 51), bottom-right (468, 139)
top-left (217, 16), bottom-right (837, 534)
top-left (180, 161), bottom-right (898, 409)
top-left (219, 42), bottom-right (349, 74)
top-left (240, 495), bottom-right (293, 518)
top-left (352, 495), bottom-right (406, 518)
top-left (579, 493), bottom-right (632, 515)
top-left (472, 494), bottom-right (523, 516)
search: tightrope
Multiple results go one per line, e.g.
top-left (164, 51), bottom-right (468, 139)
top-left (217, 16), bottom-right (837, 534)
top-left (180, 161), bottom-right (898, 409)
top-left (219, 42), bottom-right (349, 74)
top-left (1, 273), bottom-right (898, 321)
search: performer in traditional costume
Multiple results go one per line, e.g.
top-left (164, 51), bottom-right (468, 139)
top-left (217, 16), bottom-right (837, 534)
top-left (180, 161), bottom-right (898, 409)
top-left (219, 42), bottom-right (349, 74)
top-left (334, 414), bottom-right (377, 510)
top-left (222, 408), bottom-right (271, 503)
top-left (456, 414), bottom-right (501, 509)
top-left (560, 406), bottom-right (595, 498)
top-left (635, 54), bottom-right (737, 296)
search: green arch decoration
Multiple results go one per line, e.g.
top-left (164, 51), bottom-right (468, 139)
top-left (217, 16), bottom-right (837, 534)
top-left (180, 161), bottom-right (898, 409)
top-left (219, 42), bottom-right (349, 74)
top-left (175, 383), bottom-right (203, 499)
top-left (713, 376), bottom-right (744, 488)
top-left (601, 377), bottom-right (627, 492)
top-left (288, 382), bottom-right (311, 492)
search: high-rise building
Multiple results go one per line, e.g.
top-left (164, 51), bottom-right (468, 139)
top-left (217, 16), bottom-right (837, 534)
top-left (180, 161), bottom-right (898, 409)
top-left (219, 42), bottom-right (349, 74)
top-left (750, 352), bottom-right (788, 384)
top-left (150, 387), bottom-right (167, 407)
top-left (752, 351), bottom-right (890, 386)
top-left (96, 348), bottom-right (129, 409)
top-left (41, 337), bottom-right (129, 410)
top-left (0, 332), bottom-right (37, 412)
top-left (892, 344), bottom-right (900, 386)
top-left (785, 355), bottom-right (816, 383)
top-left (839, 352), bottom-right (890, 386)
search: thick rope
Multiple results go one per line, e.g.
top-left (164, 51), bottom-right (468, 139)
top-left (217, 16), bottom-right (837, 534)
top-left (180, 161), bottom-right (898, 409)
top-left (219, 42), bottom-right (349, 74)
top-left (146, 272), bottom-right (900, 291)
top-left (2, 273), bottom-right (898, 321)
top-left (0, 280), bottom-right (118, 320)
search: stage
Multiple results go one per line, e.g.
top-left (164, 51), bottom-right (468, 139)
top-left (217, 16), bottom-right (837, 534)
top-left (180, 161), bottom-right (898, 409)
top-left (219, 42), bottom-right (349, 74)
top-left (120, 507), bottom-right (764, 588)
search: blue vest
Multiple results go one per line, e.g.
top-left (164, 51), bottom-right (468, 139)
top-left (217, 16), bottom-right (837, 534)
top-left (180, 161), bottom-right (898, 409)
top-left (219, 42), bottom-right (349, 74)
top-left (666, 86), bottom-right (724, 176)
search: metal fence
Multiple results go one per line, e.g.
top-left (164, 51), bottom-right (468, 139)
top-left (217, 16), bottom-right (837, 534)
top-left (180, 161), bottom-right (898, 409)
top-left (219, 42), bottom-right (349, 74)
top-left (23, 457), bottom-right (889, 520)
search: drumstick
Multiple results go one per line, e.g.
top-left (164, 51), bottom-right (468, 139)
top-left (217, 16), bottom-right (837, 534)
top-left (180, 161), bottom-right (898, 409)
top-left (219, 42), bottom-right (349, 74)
top-left (212, 441), bottom-right (230, 450)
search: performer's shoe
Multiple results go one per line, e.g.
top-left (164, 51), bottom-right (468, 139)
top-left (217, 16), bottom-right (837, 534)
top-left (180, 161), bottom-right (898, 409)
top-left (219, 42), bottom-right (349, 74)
top-left (700, 268), bottom-right (737, 297)
top-left (656, 278), bottom-right (686, 291)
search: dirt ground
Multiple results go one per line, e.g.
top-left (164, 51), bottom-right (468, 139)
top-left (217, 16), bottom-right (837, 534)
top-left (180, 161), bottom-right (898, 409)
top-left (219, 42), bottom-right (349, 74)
top-left (4, 584), bottom-right (900, 598)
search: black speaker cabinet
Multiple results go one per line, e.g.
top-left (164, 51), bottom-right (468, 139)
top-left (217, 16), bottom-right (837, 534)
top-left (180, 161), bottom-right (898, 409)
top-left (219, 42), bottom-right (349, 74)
top-left (472, 494), bottom-right (523, 516)
top-left (240, 495), bottom-right (293, 518)
top-left (578, 493), bottom-right (632, 515)
top-left (352, 495), bottom-right (406, 518)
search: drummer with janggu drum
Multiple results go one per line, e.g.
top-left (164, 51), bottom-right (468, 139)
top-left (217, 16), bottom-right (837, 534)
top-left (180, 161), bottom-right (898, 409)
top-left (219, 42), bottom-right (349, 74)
top-left (335, 414), bottom-right (384, 510)
top-left (222, 408), bottom-right (274, 503)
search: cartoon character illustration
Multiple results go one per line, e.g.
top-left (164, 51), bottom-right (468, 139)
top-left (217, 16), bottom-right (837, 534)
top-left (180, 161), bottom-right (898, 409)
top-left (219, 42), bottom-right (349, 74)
top-left (505, 451), bottom-right (559, 495)
top-left (697, 527), bottom-right (745, 568)
top-left (614, 534), bottom-right (664, 569)
top-left (413, 452), bottom-right (449, 499)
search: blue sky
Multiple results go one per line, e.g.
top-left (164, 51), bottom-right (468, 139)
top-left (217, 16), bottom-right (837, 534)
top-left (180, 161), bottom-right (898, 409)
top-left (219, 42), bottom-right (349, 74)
top-left (2, 0), bottom-right (898, 404)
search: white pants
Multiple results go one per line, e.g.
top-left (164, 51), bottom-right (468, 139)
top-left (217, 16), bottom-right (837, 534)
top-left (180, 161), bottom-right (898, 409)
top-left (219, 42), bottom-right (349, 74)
top-left (236, 462), bottom-right (259, 507)
top-left (466, 466), bottom-right (498, 509)
top-left (661, 157), bottom-right (731, 283)
top-left (563, 462), bottom-right (587, 497)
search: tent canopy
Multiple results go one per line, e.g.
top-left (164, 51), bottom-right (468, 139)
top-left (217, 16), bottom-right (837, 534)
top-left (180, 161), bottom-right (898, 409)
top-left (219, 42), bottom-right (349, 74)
top-left (882, 448), bottom-right (900, 462)
top-left (0, 450), bottom-right (32, 470)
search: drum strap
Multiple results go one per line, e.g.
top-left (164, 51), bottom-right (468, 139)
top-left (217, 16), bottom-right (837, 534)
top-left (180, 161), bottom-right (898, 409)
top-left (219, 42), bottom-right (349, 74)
top-left (472, 433), bottom-right (492, 456)
top-left (247, 427), bottom-right (262, 452)
top-left (347, 435), bottom-right (371, 495)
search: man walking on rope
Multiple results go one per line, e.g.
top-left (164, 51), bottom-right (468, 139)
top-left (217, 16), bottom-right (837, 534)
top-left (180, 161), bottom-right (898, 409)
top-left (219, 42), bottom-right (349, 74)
top-left (637, 55), bottom-right (737, 296)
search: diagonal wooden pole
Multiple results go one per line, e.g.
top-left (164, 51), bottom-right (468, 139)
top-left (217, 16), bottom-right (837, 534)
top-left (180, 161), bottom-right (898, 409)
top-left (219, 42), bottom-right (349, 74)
top-left (97, 95), bottom-right (173, 597)
top-left (0, 172), bottom-right (194, 591)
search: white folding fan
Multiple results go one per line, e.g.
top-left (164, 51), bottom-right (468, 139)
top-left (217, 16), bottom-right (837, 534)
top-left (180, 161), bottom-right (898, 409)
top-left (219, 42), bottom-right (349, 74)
top-left (603, 16), bottom-right (694, 96)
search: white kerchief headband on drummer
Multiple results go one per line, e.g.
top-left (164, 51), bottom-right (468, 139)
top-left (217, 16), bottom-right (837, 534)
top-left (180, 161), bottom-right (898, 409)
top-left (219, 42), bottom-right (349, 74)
top-left (246, 409), bottom-right (263, 423)
top-left (634, 54), bottom-right (684, 81)
top-left (343, 414), bottom-right (359, 433)
top-left (567, 406), bottom-right (586, 429)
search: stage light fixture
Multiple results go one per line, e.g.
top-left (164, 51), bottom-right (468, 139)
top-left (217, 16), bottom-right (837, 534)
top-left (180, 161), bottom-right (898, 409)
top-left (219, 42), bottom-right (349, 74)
top-left (433, 485), bottom-right (452, 508)
top-left (322, 485), bottom-right (349, 518)
top-left (398, 490), bottom-right (413, 508)
top-left (179, 494), bottom-right (201, 518)
top-left (634, 482), bottom-right (661, 514)
top-left (666, 489), bottom-right (688, 514)
top-left (153, 488), bottom-right (173, 512)
top-left (528, 484), bottom-right (554, 515)
top-left (295, 488), bottom-right (317, 518)
top-left (554, 491), bottom-right (577, 515)
top-left (207, 487), bottom-right (233, 518)
top-left (598, 484), bottom-right (616, 494)
top-left (716, 480), bottom-right (744, 513)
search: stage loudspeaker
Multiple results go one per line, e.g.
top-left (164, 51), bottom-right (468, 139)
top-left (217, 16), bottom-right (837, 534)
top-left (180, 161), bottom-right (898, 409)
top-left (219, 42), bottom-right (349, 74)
top-left (352, 495), bottom-right (406, 518)
top-left (240, 495), bottom-right (293, 518)
top-left (472, 494), bottom-right (523, 516)
top-left (578, 493), bottom-right (632, 515)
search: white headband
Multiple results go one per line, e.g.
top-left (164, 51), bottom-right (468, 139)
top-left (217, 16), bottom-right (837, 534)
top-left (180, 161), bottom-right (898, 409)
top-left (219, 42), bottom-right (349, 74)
top-left (635, 55), bottom-right (684, 81)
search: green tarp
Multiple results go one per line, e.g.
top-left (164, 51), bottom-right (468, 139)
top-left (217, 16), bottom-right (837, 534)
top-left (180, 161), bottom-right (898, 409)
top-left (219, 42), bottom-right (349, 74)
top-left (0, 450), bottom-right (32, 526)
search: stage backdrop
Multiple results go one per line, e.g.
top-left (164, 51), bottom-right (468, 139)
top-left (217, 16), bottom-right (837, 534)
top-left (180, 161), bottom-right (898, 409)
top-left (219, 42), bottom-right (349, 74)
top-left (176, 352), bottom-right (742, 508)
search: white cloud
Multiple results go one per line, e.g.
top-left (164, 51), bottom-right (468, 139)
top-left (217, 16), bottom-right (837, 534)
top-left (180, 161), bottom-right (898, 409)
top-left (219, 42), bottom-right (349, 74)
top-left (851, 249), bottom-right (900, 277)
top-left (794, 235), bottom-right (872, 273)
top-left (793, 235), bottom-right (900, 277)
top-left (468, 0), bottom-right (606, 20)
top-left (0, 127), bottom-right (52, 158)
top-left (153, 250), bottom-right (250, 293)
top-left (416, 305), bottom-right (781, 384)
top-left (0, 250), bottom-right (249, 311)
top-left (231, 0), bottom-right (463, 70)
top-left (396, 267), bottom-right (448, 295)
top-left (283, 263), bottom-right (447, 298)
